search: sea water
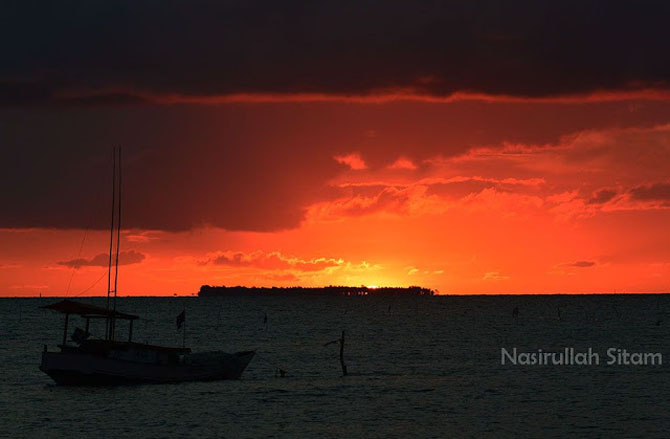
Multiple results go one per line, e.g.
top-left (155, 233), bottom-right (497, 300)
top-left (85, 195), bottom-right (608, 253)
top-left (1, 295), bottom-right (669, 438)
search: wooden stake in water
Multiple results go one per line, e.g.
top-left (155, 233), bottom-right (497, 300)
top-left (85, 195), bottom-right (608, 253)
top-left (324, 330), bottom-right (348, 376)
top-left (340, 330), bottom-right (347, 376)
top-left (182, 307), bottom-right (186, 348)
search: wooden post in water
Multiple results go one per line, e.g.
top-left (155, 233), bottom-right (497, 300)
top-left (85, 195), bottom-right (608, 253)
top-left (62, 313), bottom-right (69, 346)
top-left (182, 307), bottom-right (186, 349)
top-left (324, 331), bottom-right (348, 376)
top-left (340, 330), bottom-right (347, 376)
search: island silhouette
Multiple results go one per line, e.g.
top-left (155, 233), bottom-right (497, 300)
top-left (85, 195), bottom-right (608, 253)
top-left (198, 285), bottom-right (435, 297)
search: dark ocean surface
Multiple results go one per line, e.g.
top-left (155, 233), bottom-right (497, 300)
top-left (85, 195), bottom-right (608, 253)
top-left (2, 295), bottom-right (669, 438)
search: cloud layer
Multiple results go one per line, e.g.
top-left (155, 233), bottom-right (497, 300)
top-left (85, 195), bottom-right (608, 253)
top-left (206, 251), bottom-right (341, 272)
top-left (2, 104), bottom-right (670, 231)
top-left (58, 250), bottom-right (146, 269)
top-left (2, 1), bottom-right (670, 105)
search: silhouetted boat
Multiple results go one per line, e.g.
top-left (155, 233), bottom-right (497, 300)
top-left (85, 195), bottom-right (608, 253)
top-left (39, 300), bottom-right (255, 385)
top-left (39, 148), bottom-right (254, 385)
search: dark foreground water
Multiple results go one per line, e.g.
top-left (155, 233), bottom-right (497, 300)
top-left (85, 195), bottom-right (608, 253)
top-left (2, 295), bottom-right (670, 438)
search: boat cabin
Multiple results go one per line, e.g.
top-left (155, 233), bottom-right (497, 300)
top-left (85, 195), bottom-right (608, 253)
top-left (42, 299), bottom-right (139, 345)
top-left (41, 299), bottom-right (191, 365)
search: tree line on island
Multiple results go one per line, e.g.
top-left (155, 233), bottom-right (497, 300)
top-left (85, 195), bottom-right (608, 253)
top-left (198, 285), bottom-right (435, 297)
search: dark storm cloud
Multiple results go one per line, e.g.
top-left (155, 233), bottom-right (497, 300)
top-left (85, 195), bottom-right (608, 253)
top-left (0, 105), bottom-right (345, 232)
top-left (2, 1), bottom-right (670, 103)
top-left (0, 81), bottom-right (52, 106)
top-left (629, 183), bottom-right (670, 202)
top-left (0, 80), bottom-right (149, 106)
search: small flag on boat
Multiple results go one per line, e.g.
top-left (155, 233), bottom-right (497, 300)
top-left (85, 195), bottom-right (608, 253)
top-left (176, 310), bottom-right (185, 329)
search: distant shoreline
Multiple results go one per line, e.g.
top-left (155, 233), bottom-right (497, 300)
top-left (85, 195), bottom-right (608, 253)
top-left (198, 285), bottom-right (435, 297)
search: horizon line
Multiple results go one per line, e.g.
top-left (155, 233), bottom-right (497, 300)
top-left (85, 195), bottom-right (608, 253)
top-left (3, 291), bottom-right (669, 299)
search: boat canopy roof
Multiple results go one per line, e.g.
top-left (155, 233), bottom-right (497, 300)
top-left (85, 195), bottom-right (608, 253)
top-left (41, 299), bottom-right (139, 320)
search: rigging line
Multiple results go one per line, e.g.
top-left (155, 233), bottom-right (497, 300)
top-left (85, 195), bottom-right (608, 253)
top-left (64, 226), bottom-right (89, 297)
top-left (64, 162), bottom-right (107, 297)
top-left (72, 269), bottom-right (108, 297)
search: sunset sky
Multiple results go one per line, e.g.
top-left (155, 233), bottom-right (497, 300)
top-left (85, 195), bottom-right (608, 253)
top-left (1, 1), bottom-right (669, 296)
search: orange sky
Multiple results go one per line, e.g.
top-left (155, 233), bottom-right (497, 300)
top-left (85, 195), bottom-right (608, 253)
top-left (2, 96), bottom-right (669, 296)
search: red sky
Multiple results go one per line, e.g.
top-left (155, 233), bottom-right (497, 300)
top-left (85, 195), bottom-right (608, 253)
top-left (2, 96), bottom-right (669, 296)
top-left (2, 2), bottom-right (670, 296)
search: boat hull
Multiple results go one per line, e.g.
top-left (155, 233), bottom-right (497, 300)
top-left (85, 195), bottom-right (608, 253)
top-left (40, 350), bottom-right (255, 385)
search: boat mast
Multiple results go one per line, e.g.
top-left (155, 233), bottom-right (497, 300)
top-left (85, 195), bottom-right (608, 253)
top-left (106, 147), bottom-right (116, 340)
top-left (111, 147), bottom-right (122, 340)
